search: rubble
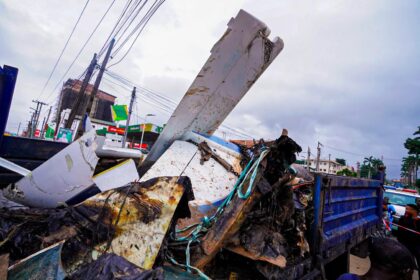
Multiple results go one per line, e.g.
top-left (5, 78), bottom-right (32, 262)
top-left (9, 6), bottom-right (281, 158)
top-left (0, 9), bottom-right (317, 280)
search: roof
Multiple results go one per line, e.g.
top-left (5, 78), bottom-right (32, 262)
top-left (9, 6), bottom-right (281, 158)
top-left (64, 79), bottom-right (116, 100)
top-left (230, 139), bottom-right (274, 148)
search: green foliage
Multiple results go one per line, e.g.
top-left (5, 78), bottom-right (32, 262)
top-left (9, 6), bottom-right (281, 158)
top-left (337, 168), bottom-right (357, 177)
top-left (361, 156), bottom-right (384, 179)
top-left (335, 158), bottom-right (346, 166)
top-left (401, 126), bottom-right (420, 185)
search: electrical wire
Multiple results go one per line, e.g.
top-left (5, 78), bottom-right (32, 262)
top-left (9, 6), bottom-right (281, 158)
top-left (38, 0), bottom-right (91, 100)
top-left (48, 0), bottom-right (117, 98)
top-left (97, 0), bottom-right (135, 57)
top-left (108, 0), bottom-right (165, 68)
top-left (323, 144), bottom-right (402, 161)
top-left (106, 0), bottom-right (149, 56)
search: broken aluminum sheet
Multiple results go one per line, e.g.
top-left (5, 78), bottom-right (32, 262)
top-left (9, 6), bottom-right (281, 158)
top-left (144, 9), bottom-right (283, 167)
top-left (86, 176), bottom-right (186, 270)
top-left (0, 157), bottom-right (30, 176)
top-left (92, 159), bottom-right (139, 192)
top-left (95, 136), bottom-right (144, 159)
top-left (7, 241), bottom-right (65, 280)
top-left (141, 132), bottom-right (242, 226)
top-left (2, 130), bottom-right (99, 208)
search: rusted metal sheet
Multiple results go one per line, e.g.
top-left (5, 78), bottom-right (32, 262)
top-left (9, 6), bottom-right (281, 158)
top-left (226, 245), bottom-right (286, 268)
top-left (86, 176), bottom-right (186, 270)
top-left (0, 254), bottom-right (8, 280)
top-left (2, 130), bottom-right (98, 208)
top-left (192, 172), bottom-right (270, 269)
top-left (7, 241), bottom-right (65, 280)
top-left (143, 9), bottom-right (284, 167)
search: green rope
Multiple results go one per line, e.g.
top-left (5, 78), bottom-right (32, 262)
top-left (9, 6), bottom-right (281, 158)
top-left (169, 147), bottom-right (270, 278)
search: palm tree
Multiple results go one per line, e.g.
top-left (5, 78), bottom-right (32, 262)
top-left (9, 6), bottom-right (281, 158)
top-left (364, 156), bottom-right (373, 179)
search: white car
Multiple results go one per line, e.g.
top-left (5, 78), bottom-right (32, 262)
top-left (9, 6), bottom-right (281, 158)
top-left (384, 189), bottom-right (420, 229)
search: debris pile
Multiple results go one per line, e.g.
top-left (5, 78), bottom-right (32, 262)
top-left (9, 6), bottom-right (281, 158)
top-left (0, 130), bottom-right (315, 279)
top-left (0, 9), bottom-right (320, 280)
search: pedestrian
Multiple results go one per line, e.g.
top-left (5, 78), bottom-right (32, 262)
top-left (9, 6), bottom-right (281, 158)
top-left (416, 197), bottom-right (420, 210)
top-left (397, 203), bottom-right (420, 268)
top-left (382, 197), bottom-right (396, 234)
top-left (336, 237), bottom-right (416, 280)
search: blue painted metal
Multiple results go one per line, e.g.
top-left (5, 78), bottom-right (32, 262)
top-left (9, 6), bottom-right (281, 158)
top-left (311, 174), bottom-right (322, 253)
top-left (8, 241), bottom-right (65, 280)
top-left (0, 65), bottom-right (19, 145)
top-left (193, 131), bottom-right (241, 153)
top-left (313, 175), bottom-right (383, 258)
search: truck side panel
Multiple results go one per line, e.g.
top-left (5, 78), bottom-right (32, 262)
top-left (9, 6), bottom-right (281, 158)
top-left (313, 175), bottom-right (383, 259)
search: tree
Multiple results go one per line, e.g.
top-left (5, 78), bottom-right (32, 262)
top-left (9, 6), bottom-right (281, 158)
top-left (361, 156), bottom-right (383, 179)
top-left (336, 158), bottom-right (346, 166)
top-left (363, 156), bottom-right (374, 179)
top-left (337, 168), bottom-right (356, 177)
top-left (401, 126), bottom-right (420, 186)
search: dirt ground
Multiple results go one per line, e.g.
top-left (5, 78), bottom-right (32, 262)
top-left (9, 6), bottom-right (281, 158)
top-left (349, 254), bottom-right (419, 280)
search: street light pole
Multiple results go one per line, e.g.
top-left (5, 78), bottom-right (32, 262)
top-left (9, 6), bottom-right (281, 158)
top-left (139, 114), bottom-right (155, 152)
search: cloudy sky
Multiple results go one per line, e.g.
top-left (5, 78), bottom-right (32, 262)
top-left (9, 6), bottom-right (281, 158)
top-left (1, 0), bottom-right (419, 178)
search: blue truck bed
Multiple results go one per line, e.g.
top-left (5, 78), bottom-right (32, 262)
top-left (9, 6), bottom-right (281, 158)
top-left (309, 173), bottom-right (383, 279)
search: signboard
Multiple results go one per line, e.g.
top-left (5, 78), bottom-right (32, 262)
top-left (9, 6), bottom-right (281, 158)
top-left (130, 142), bottom-right (148, 150)
top-left (127, 124), bottom-right (164, 134)
top-left (56, 128), bottom-right (73, 143)
top-left (107, 126), bottom-right (125, 135)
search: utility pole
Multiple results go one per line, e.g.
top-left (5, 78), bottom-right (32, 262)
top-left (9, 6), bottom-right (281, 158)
top-left (328, 153), bottom-right (331, 174)
top-left (316, 141), bottom-right (322, 172)
top-left (357, 161), bottom-right (361, 178)
top-left (30, 100), bottom-right (47, 138)
top-left (140, 114), bottom-right (155, 152)
top-left (122, 87), bottom-right (136, 148)
top-left (65, 53), bottom-right (98, 130)
top-left (40, 106), bottom-right (52, 139)
top-left (76, 38), bottom-right (115, 139)
top-left (16, 122), bottom-right (21, 136)
top-left (307, 146), bottom-right (311, 171)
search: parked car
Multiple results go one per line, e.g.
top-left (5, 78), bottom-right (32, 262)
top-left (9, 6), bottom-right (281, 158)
top-left (384, 189), bottom-right (420, 229)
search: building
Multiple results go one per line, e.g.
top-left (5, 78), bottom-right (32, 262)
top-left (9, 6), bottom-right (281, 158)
top-left (302, 159), bottom-right (355, 174)
top-left (55, 79), bottom-right (116, 124)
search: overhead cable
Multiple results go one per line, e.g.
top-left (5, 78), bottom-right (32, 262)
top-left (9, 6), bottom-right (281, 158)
top-left (38, 0), bottom-right (91, 99)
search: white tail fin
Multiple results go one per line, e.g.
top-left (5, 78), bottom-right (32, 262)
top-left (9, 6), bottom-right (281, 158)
top-left (143, 9), bottom-right (283, 169)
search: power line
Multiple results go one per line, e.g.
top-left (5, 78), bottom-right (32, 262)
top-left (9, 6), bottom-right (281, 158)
top-left (103, 70), bottom-right (255, 139)
top-left (38, 0), bottom-right (91, 99)
top-left (97, 0), bottom-right (135, 57)
top-left (323, 144), bottom-right (402, 161)
top-left (108, 0), bottom-right (166, 68)
top-left (48, 0), bottom-right (117, 100)
top-left (109, 0), bottom-right (150, 55)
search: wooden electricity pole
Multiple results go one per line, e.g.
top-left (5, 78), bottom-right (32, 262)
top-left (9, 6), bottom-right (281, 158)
top-left (75, 38), bottom-right (115, 138)
top-left (65, 53), bottom-right (98, 130)
top-left (307, 146), bottom-right (311, 171)
top-left (122, 87), bottom-right (136, 148)
top-left (40, 105), bottom-right (52, 139)
top-left (316, 141), bottom-right (322, 172)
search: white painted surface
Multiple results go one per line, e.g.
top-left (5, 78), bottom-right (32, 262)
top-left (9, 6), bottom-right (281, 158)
top-left (95, 136), bottom-right (144, 159)
top-left (144, 9), bottom-right (283, 166)
top-left (3, 130), bottom-right (99, 208)
top-left (141, 138), bottom-right (241, 205)
top-left (0, 157), bottom-right (31, 176)
top-left (92, 159), bottom-right (139, 191)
